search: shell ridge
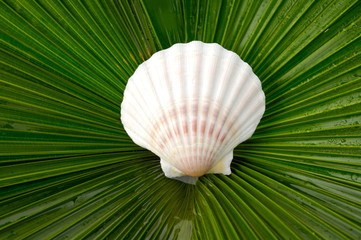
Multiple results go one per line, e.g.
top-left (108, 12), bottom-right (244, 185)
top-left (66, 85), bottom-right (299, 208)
top-left (206, 57), bottom-right (265, 165)
top-left (121, 77), bottom-right (158, 152)
top-left (203, 50), bottom-right (240, 170)
top-left (204, 45), bottom-right (227, 170)
top-left (181, 43), bottom-right (209, 176)
top-left (199, 44), bottom-right (223, 175)
top-left (225, 110), bottom-right (263, 152)
top-left (197, 47), bottom-right (216, 174)
top-left (203, 60), bottom-right (250, 164)
top-left (158, 53), bottom-right (183, 164)
top-left (179, 45), bottom-right (193, 174)
top-left (182, 44), bottom-right (195, 173)
top-left (121, 108), bottom-right (151, 150)
top-left (226, 94), bottom-right (258, 146)
top-left (158, 48), bottom-right (181, 172)
top-left (221, 71), bottom-right (255, 140)
top-left (160, 52), bottom-right (185, 166)
top-left (165, 45), bottom-right (189, 175)
top-left (193, 45), bottom-right (207, 175)
top-left (231, 92), bottom-right (265, 137)
top-left (187, 44), bottom-right (201, 173)
top-left (135, 64), bottom-right (169, 153)
top-left (238, 103), bottom-right (265, 140)
top-left (178, 45), bottom-right (194, 174)
top-left (150, 53), bottom-right (187, 157)
top-left (221, 97), bottom-right (265, 152)
top-left (195, 42), bottom-right (205, 178)
top-left (143, 55), bottom-right (175, 156)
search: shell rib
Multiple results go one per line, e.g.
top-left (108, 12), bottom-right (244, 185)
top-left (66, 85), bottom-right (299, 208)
top-left (121, 41), bottom-right (265, 184)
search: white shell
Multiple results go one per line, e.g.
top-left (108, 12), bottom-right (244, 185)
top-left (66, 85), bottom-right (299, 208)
top-left (121, 41), bottom-right (265, 184)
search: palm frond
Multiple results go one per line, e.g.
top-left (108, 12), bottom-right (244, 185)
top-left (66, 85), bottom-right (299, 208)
top-left (1, 0), bottom-right (360, 239)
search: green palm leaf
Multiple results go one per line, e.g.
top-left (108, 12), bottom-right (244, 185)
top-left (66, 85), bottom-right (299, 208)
top-left (1, 0), bottom-right (360, 239)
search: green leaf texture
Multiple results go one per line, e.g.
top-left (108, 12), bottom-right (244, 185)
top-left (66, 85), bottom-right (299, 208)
top-left (1, 0), bottom-right (361, 239)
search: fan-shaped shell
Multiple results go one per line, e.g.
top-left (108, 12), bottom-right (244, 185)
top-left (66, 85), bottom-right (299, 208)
top-left (121, 41), bottom-right (265, 184)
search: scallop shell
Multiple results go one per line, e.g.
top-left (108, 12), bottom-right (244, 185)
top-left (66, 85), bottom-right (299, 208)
top-left (121, 41), bottom-right (265, 184)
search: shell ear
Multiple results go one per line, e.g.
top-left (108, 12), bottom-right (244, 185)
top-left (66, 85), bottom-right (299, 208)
top-left (208, 151), bottom-right (233, 175)
top-left (160, 159), bottom-right (198, 184)
top-left (160, 158), bottom-right (184, 177)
